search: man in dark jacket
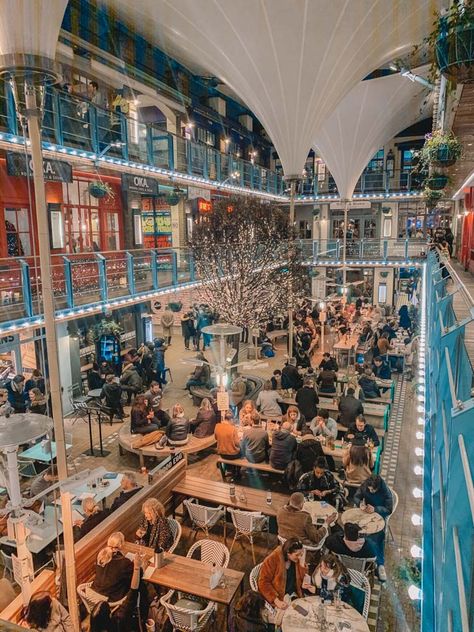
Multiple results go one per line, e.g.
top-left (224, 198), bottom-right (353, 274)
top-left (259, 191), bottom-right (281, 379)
top-left (295, 428), bottom-right (325, 472)
top-left (344, 414), bottom-right (380, 447)
top-left (338, 388), bottom-right (364, 428)
top-left (281, 359), bottom-right (303, 390)
top-left (240, 415), bottom-right (269, 463)
top-left (358, 369), bottom-right (381, 399)
top-left (270, 421), bottom-right (297, 470)
top-left (181, 312), bottom-right (196, 350)
top-left (6, 375), bottom-right (28, 413)
top-left (297, 457), bottom-right (345, 508)
top-left (326, 522), bottom-right (378, 563)
top-left (319, 352), bottom-right (339, 372)
top-left (353, 474), bottom-right (393, 582)
top-left (110, 472), bottom-right (143, 512)
top-left (277, 492), bottom-right (335, 546)
top-left (295, 378), bottom-right (319, 421)
top-left (372, 356), bottom-right (391, 380)
top-left (120, 363), bottom-right (143, 404)
top-left (100, 374), bottom-right (125, 420)
top-left (151, 339), bottom-right (168, 386)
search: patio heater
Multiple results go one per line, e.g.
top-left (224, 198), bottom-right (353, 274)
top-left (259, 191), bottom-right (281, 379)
top-left (0, 0), bottom-right (78, 624)
top-left (0, 413), bottom-right (52, 603)
top-left (201, 323), bottom-right (242, 391)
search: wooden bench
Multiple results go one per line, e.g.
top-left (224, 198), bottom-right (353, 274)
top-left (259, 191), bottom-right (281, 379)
top-left (118, 422), bottom-right (216, 468)
top-left (190, 374), bottom-right (264, 406)
top-left (217, 457), bottom-right (284, 480)
top-left (318, 398), bottom-right (390, 430)
top-left (266, 329), bottom-right (288, 343)
top-left (0, 570), bottom-right (56, 625)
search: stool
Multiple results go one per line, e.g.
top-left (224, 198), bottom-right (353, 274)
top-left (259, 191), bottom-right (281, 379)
top-left (164, 367), bottom-right (173, 383)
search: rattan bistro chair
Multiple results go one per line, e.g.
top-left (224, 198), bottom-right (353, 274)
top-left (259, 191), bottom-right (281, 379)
top-left (347, 568), bottom-right (371, 620)
top-left (227, 508), bottom-right (269, 565)
top-left (183, 498), bottom-right (226, 540)
top-left (186, 539), bottom-right (230, 568)
top-left (77, 582), bottom-right (126, 614)
top-left (160, 589), bottom-right (215, 632)
top-left (386, 486), bottom-right (399, 543)
top-left (249, 563), bottom-right (277, 619)
top-left (167, 517), bottom-right (182, 554)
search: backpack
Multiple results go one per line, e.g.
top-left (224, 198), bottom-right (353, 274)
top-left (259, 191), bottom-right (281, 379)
top-left (263, 347), bottom-right (275, 358)
top-left (284, 459), bottom-right (303, 491)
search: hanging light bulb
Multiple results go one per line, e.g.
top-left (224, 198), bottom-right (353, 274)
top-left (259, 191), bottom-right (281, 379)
top-left (414, 465), bottom-right (423, 476)
top-left (417, 417), bottom-right (425, 426)
top-left (415, 447), bottom-right (425, 457)
top-left (412, 487), bottom-right (423, 499)
top-left (411, 514), bottom-right (422, 526)
top-left (416, 432), bottom-right (425, 440)
top-left (410, 545), bottom-right (423, 558)
top-left (408, 585), bottom-right (422, 600)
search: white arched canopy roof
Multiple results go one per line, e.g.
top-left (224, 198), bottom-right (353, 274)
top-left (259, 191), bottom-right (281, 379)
top-left (107, 0), bottom-right (445, 177)
top-left (313, 71), bottom-right (432, 200)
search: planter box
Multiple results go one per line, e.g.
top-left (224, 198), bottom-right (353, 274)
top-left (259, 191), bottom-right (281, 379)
top-left (436, 23), bottom-right (474, 84)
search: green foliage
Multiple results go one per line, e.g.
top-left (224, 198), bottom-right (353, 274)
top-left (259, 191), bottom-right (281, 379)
top-left (417, 130), bottom-right (463, 169)
top-left (88, 180), bottom-right (115, 200)
top-left (92, 318), bottom-right (123, 339)
top-left (422, 187), bottom-right (444, 209)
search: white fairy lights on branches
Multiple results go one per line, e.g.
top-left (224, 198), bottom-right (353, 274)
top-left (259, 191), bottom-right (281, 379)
top-left (191, 196), bottom-right (307, 330)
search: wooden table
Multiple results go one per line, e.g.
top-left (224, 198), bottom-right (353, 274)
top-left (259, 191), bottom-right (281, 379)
top-left (302, 500), bottom-right (337, 526)
top-left (341, 507), bottom-right (385, 535)
top-left (333, 334), bottom-right (359, 367)
top-left (282, 597), bottom-right (369, 631)
top-left (172, 474), bottom-right (288, 518)
top-left (318, 397), bottom-right (390, 430)
top-left (143, 551), bottom-right (245, 626)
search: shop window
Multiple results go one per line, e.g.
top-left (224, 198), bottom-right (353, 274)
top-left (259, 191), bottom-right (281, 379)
top-left (64, 206), bottom-right (100, 253)
top-left (104, 211), bottom-right (120, 250)
top-left (298, 220), bottom-right (312, 239)
top-left (5, 207), bottom-right (31, 256)
top-left (378, 283), bottom-right (387, 304)
top-left (366, 149), bottom-right (384, 172)
top-left (197, 127), bottom-right (216, 147)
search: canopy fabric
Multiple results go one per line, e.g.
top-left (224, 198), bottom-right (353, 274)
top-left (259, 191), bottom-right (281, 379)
top-left (313, 70), bottom-right (432, 199)
top-left (107, 0), bottom-right (446, 177)
top-left (0, 0), bottom-right (68, 62)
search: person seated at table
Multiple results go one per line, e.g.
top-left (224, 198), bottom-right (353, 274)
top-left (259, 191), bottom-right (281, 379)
top-left (230, 589), bottom-right (268, 632)
top-left (101, 374), bottom-right (126, 421)
top-left (325, 522), bottom-right (377, 564)
top-left (338, 387), bottom-right (364, 429)
top-left (258, 538), bottom-right (311, 616)
top-left (136, 498), bottom-right (173, 552)
top-left (99, 360), bottom-right (114, 378)
top-left (277, 492), bottom-right (336, 547)
top-left (297, 457), bottom-right (346, 510)
top-left (130, 394), bottom-right (160, 435)
top-left (281, 358), bottom-right (303, 391)
top-left (270, 421), bottom-right (297, 470)
top-left (87, 363), bottom-right (104, 391)
top-left (239, 399), bottom-right (257, 424)
top-left (353, 474), bottom-right (393, 582)
top-left (229, 375), bottom-right (247, 416)
top-left (29, 465), bottom-right (58, 498)
top-left (90, 552), bottom-right (143, 632)
top-left (310, 408), bottom-right (338, 441)
top-left (185, 352), bottom-right (211, 391)
top-left (374, 332), bottom-right (393, 358)
top-left (6, 374), bottom-right (28, 413)
top-left (372, 356), bottom-right (392, 381)
top-left (319, 352), bottom-right (339, 372)
top-left (240, 412), bottom-right (269, 464)
top-left (342, 442), bottom-right (374, 485)
top-left (282, 405), bottom-right (306, 433)
top-left (358, 368), bottom-right (381, 400)
top-left (271, 369), bottom-right (282, 391)
top-left (256, 380), bottom-right (283, 419)
top-left (311, 553), bottom-right (351, 602)
top-left (110, 472), bottom-right (143, 512)
top-left (143, 380), bottom-right (163, 415)
top-left (358, 324), bottom-right (372, 345)
top-left (91, 532), bottom-right (133, 602)
top-left (295, 378), bottom-right (319, 422)
top-left (317, 367), bottom-right (337, 395)
top-left (382, 320), bottom-right (398, 341)
top-left (215, 411), bottom-right (241, 476)
top-left (73, 497), bottom-right (109, 541)
top-left (120, 361), bottom-right (143, 405)
top-left (25, 368), bottom-right (47, 395)
top-left (190, 397), bottom-right (217, 438)
top-left (166, 403), bottom-right (190, 446)
top-left (0, 388), bottom-right (13, 417)
top-left (344, 414), bottom-right (380, 448)
top-left (296, 425), bottom-right (325, 473)
top-left (27, 387), bottom-right (47, 415)
top-left (22, 590), bottom-right (74, 632)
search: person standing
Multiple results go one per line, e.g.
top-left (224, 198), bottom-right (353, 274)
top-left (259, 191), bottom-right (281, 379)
top-left (338, 387), bottom-right (364, 428)
top-left (6, 375), bottom-right (28, 413)
top-left (151, 339), bottom-right (168, 386)
top-left (295, 378), bottom-right (319, 421)
top-left (160, 307), bottom-right (175, 346)
top-left (181, 311), bottom-right (196, 350)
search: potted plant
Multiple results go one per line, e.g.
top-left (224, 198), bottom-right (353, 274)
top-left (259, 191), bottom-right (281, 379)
top-left (92, 318), bottom-right (123, 339)
top-left (434, 0), bottom-right (474, 83)
top-left (423, 187), bottom-right (444, 209)
top-left (381, 206), bottom-right (392, 215)
top-left (88, 180), bottom-right (115, 200)
top-left (167, 301), bottom-right (183, 312)
top-left (418, 130), bottom-right (462, 168)
top-left (166, 187), bottom-right (186, 206)
top-left (425, 173), bottom-right (450, 190)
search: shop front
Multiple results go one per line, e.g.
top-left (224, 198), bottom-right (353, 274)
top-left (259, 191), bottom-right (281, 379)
top-left (0, 331), bottom-right (42, 382)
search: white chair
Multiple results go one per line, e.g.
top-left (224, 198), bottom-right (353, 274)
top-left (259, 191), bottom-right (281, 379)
top-left (183, 498), bottom-right (225, 540)
top-left (160, 589), bottom-right (215, 632)
top-left (249, 563), bottom-right (277, 619)
top-left (337, 553), bottom-right (377, 576)
top-left (17, 457), bottom-right (37, 478)
top-left (277, 532), bottom-right (327, 553)
top-left (347, 568), bottom-right (371, 620)
top-left (386, 487), bottom-right (399, 543)
top-left (167, 517), bottom-right (182, 554)
top-left (227, 508), bottom-right (268, 564)
top-left (187, 539), bottom-right (230, 568)
top-left (77, 582), bottom-right (127, 614)
top-left (1, 550), bottom-right (16, 585)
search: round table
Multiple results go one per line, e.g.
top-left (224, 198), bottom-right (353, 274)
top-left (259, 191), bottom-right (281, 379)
top-left (282, 597), bottom-right (369, 632)
top-left (341, 507), bottom-right (385, 534)
top-left (303, 500), bottom-right (337, 526)
top-left (87, 389), bottom-right (103, 399)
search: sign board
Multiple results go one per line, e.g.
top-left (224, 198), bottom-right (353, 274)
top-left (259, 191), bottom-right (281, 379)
top-left (12, 552), bottom-right (34, 586)
top-left (216, 391), bottom-right (230, 411)
top-left (330, 200), bottom-right (371, 210)
top-left (0, 334), bottom-right (18, 350)
top-left (197, 198), bottom-right (212, 214)
top-left (148, 451), bottom-right (184, 482)
top-left (121, 173), bottom-right (159, 195)
top-left (6, 151), bottom-right (72, 183)
top-left (142, 211), bottom-right (172, 248)
top-left (188, 186), bottom-right (211, 201)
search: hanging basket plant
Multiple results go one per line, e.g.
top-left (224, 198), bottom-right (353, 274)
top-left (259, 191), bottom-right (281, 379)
top-left (167, 301), bottom-right (183, 312)
top-left (418, 130), bottom-right (463, 168)
top-left (381, 206), bottom-right (392, 215)
top-left (166, 187), bottom-right (186, 206)
top-left (309, 269), bottom-right (320, 277)
top-left (92, 318), bottom-right (123, 340)
top-left (425, 173), bottom-right (450, 190)
top-left (434, 2), bottom-right (474, 83)
top-left (88, 180), bottom-right (115, 200)
top-left (423, 187), bottom-right (444, 210)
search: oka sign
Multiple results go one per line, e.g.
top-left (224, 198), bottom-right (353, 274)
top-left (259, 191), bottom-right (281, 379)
top-left (6, 152), bottom-right (73, 183)
top-left (121, 173), bottom-right (159, 195)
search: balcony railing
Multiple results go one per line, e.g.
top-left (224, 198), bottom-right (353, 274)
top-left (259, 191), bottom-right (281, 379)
top-left (300, 238), bottom-right (427, 262)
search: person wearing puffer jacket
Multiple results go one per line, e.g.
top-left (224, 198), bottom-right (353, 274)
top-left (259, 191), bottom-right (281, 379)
top-left (22, 591), bottom-right (74, 632)
top-left (120, 362), bottom-right (143, 404)
top-left (270, 421), bottom-right (297, 470)
top-left (166, 403), bottom-right (190, 445)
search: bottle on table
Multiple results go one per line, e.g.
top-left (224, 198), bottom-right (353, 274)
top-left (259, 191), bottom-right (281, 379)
top-left (266, 490), bottom-right (272, 505)
top-left (229, 480), bottom-right (236, 497)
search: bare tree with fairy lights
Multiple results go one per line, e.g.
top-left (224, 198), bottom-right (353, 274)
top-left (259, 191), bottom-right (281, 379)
top-left (191, 196), bottom-right (307, 330)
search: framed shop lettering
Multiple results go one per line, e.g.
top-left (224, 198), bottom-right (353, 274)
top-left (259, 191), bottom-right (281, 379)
top-left (121, 173), bottom-right (159, 195)
top-left (6, 152), bottom-right (73, 183)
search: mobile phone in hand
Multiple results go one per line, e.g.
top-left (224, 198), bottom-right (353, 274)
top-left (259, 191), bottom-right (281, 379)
top-left (293, 604), bottom-right (309, 616)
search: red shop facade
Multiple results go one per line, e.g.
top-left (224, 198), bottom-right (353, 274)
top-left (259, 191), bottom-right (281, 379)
top-left (460, 188), bottom-right (474, 273)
